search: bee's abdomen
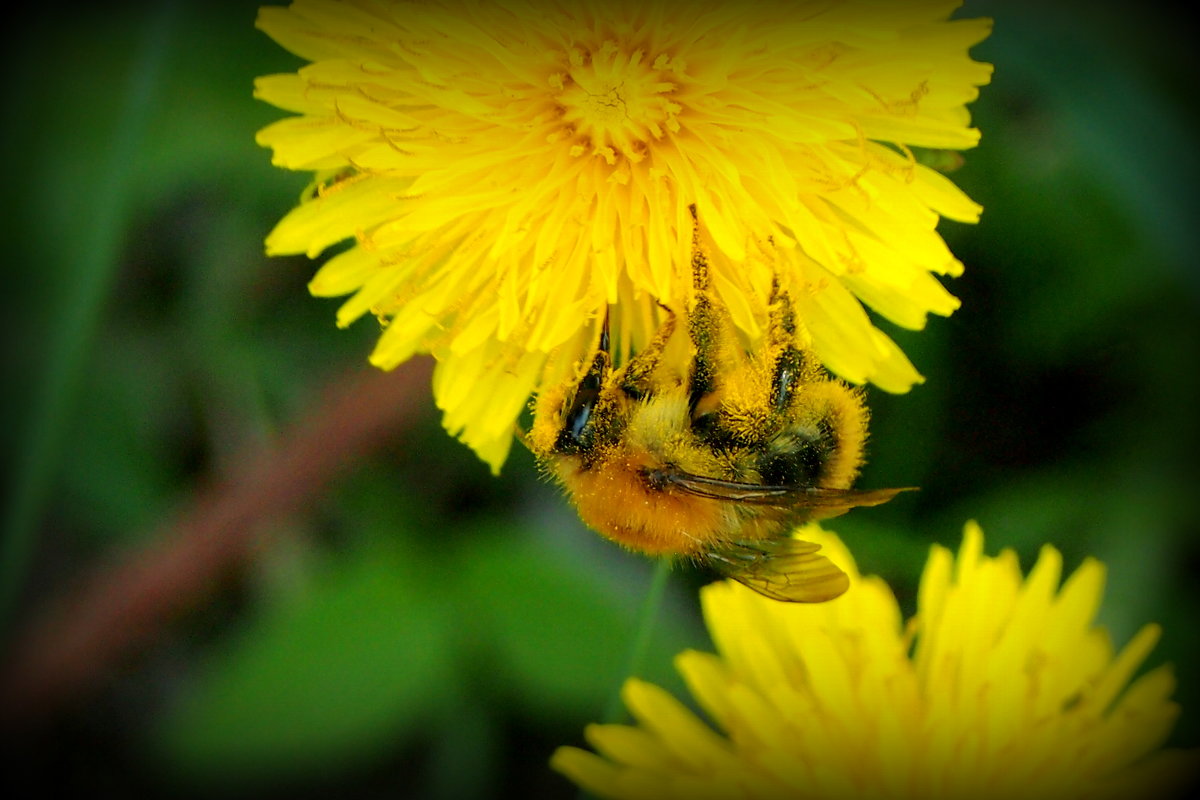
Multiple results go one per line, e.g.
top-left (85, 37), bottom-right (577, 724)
top-left (555, 455), bottom-right (727, 556)
top-left (759, 413), bottom-right (853, 487)
top-left (758, 424), bottom-right (830, 485)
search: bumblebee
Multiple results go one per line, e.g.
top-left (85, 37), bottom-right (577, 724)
top-left (528, 250), bottom-right (908, 602)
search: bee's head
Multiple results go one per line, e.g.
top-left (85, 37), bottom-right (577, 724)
top-left (552, 350), bottom-right (607, 454)
top-left (528, 320), bottom-right (613, 459)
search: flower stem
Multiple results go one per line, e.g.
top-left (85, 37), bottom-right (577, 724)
top-left (600, 558), bottom-right (672, 725)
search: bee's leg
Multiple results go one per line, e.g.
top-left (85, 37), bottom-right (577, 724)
top-left (598, 307), bottom-right (611, 359)
top-left (513, 422), bottom-right (535, 453)
top-left (618, 304), bottom-right (676, 398)
top-left (767, 275), bottom-right (796, 344)
top-left (766, 276), bottom-right (810, 412)
top-left (687, 217), bottom-right (721, 411)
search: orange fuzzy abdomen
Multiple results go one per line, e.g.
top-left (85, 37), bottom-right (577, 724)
top-left (557, 456), bottom-right (728, 557)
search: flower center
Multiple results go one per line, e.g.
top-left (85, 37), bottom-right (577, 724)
top-left (553, 41), bottom-right (681, 165)
top-left (575, 84), bottom-right (627, 128)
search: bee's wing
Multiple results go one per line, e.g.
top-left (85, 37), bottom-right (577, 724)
top-left (656, 470), bottom-right (913, 515)
top-left (661, 470), bottom-right (912, 601)
top-left (704, 537), bottom-right (850, 603)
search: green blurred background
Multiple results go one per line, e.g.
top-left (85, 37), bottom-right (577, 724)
top-left (1, 1), bottom-right (1196, 797)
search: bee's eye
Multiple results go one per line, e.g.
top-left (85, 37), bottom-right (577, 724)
top-left (555, 352), bottom-right (606, 452)
top-left (557, 380), bottom-right (599, 450)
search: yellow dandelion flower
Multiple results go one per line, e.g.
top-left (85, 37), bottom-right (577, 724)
top-left (552, 523), bottom-right (1200, 799)
top-left (255, 0), bottom-right (992, 471)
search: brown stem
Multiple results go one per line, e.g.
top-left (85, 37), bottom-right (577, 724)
top-left (0, 356), bottom-right (435, 728)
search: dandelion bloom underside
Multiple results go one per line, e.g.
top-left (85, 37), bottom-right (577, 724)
top-left (255, 0), bottom-right (992, 470)
top-left (553, 523), bottom-right (1200, 799)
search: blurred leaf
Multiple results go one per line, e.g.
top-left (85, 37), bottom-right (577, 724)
top-left (956, 1), bottom-right (1198, 361)
top-left (857, 324), bottom-right (952, 491)
top-left (970, 0), bottom-right (1196, 278)
top-left (936, 468), bottom-right (1105, 563)
top-left (139, 1), bottom-right (310, 211)
top-left (423, 698), bottom-right (499, 800)
top-left (57, 332), bottom-right (187, 541)
top-left (456, 528), bottom-right (703, 721)
top-left (159, 539), bottom-right (456, 784)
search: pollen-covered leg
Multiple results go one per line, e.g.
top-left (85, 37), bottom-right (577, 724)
top-left (765, 277), bottom-right (822, 413)
top-left (617, 307), bottom-right (676, 398)
top-left (687, 235), bottom-right (723, 411)
top-left (770, 345), bottom-right (808, 414)
top-left (767, 275), bottom-right (797, 344)
top-left (754, 275), bottom-right (869, 486)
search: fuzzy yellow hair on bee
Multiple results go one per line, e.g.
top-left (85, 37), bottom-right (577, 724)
top-left (527, 246), bottom-right (909, 602)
